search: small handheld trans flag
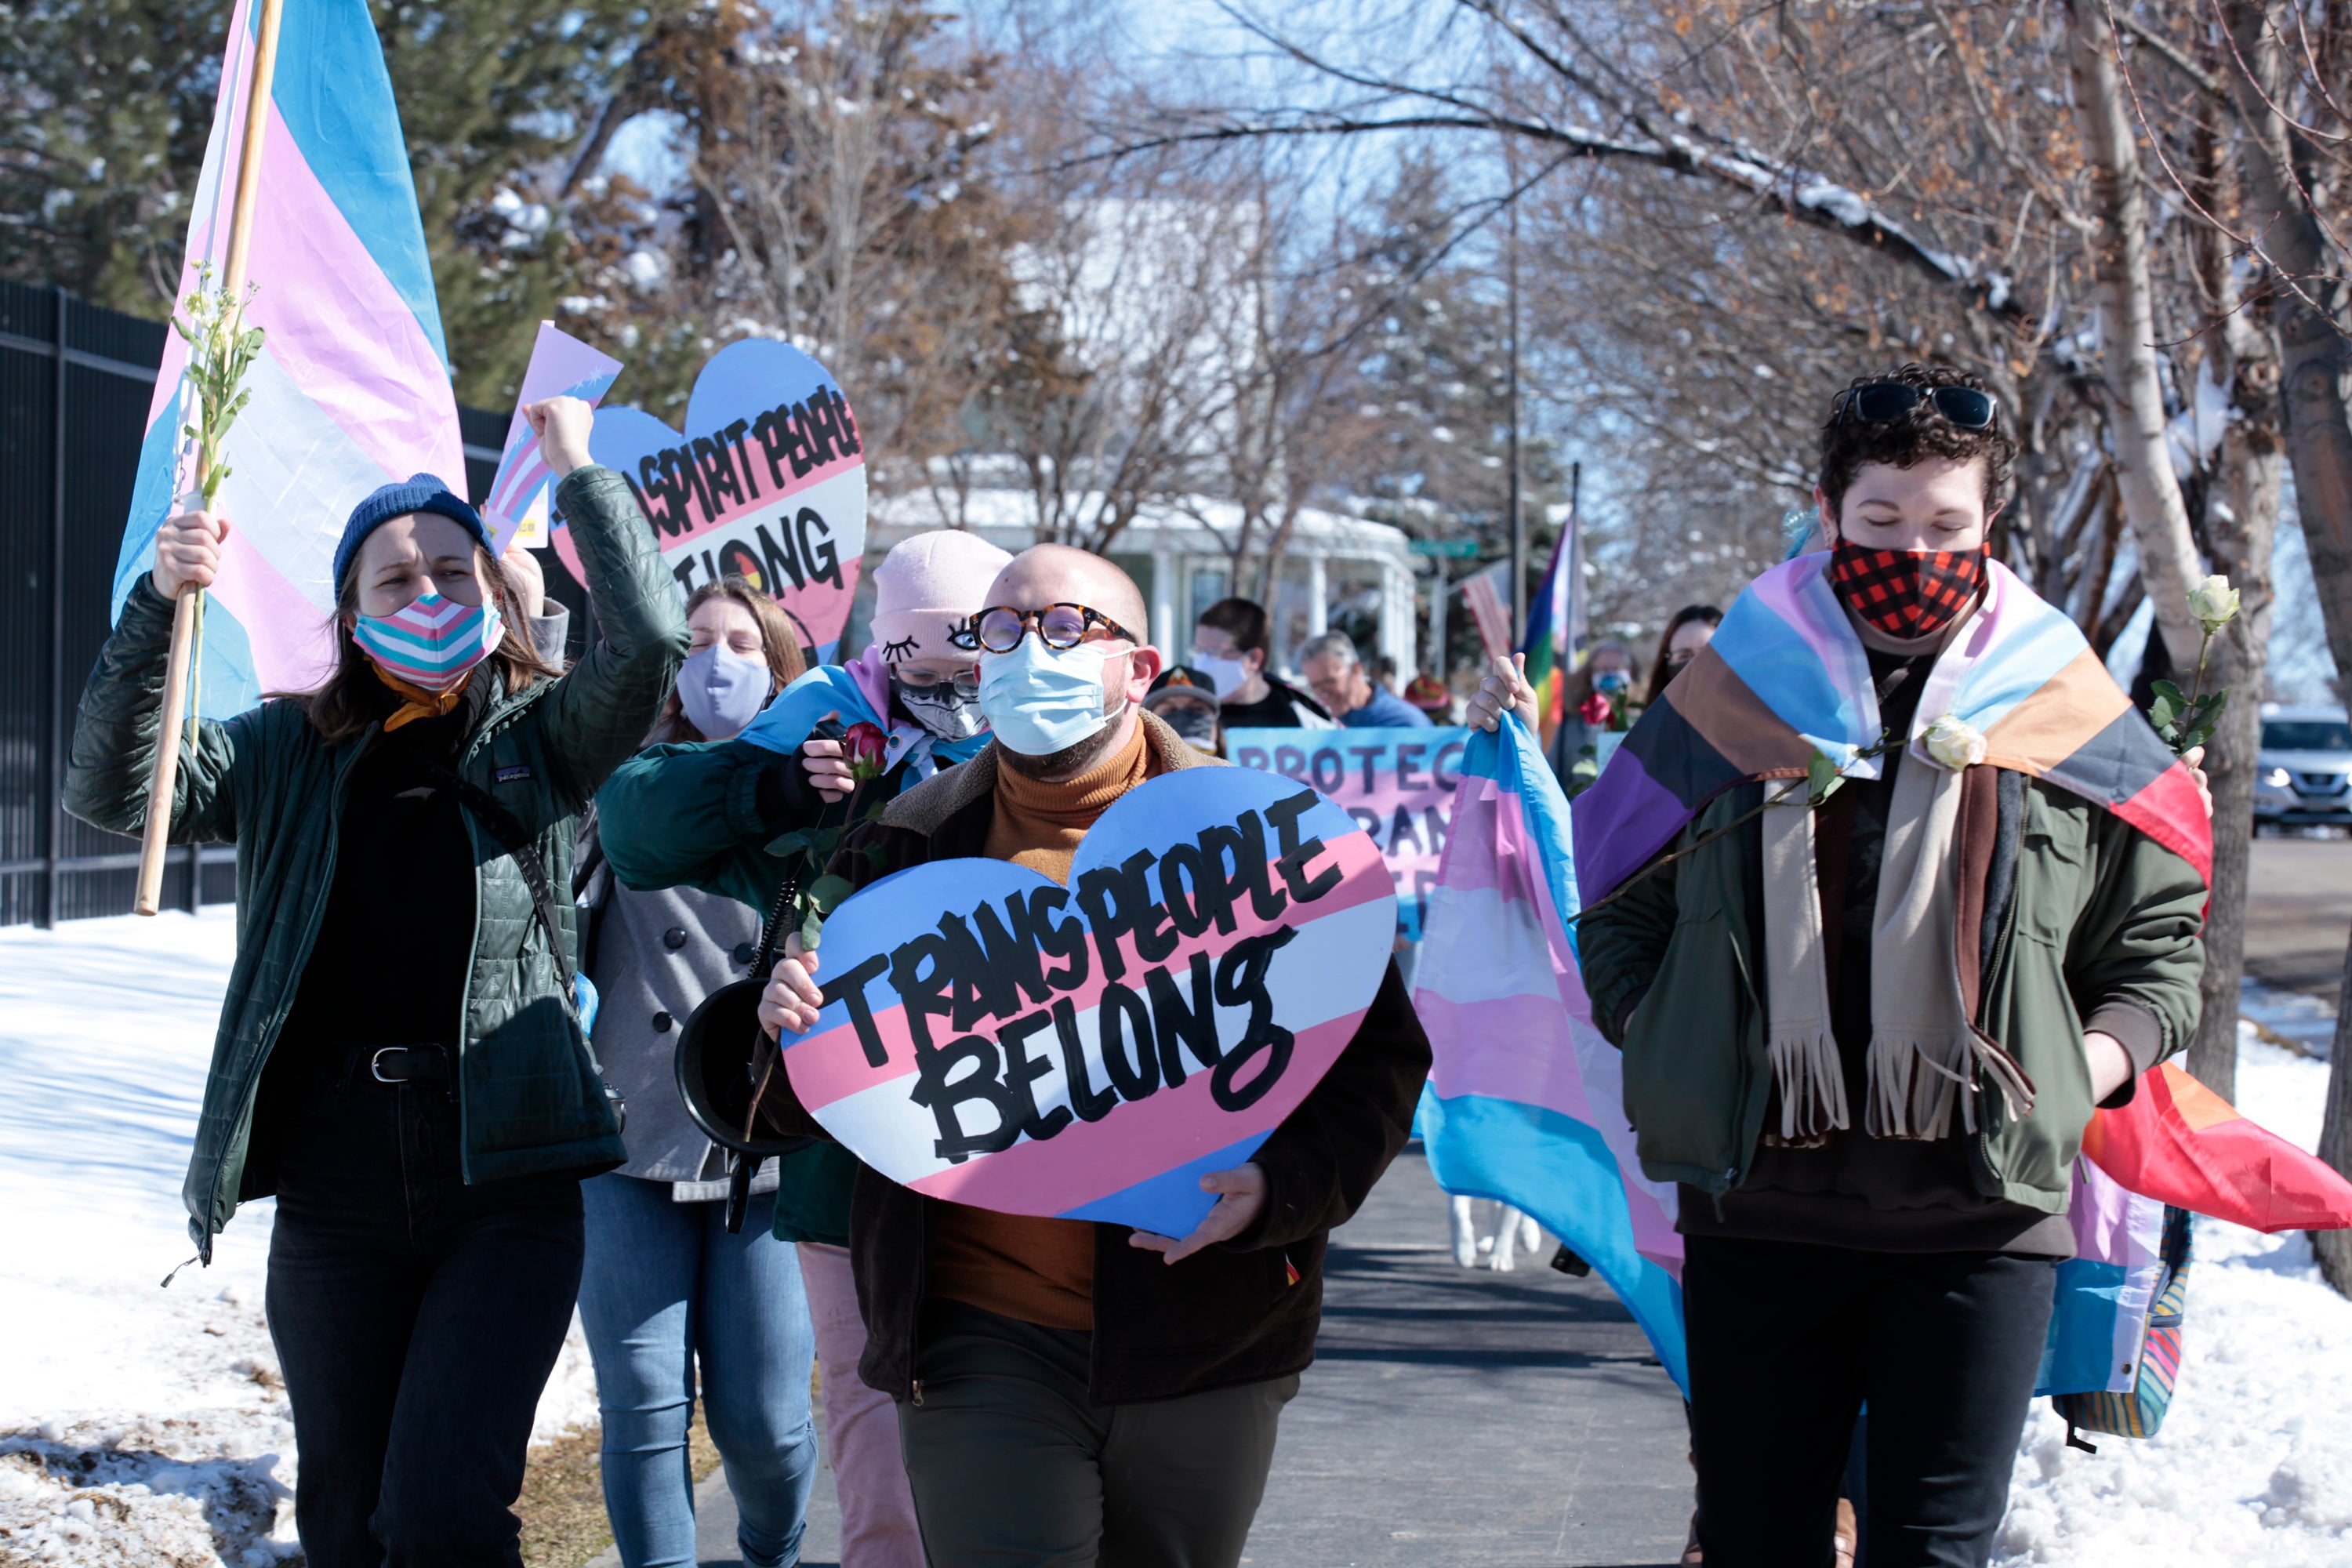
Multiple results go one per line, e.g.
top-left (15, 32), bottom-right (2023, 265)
top-left (483, 321), bottom-right (623, 553)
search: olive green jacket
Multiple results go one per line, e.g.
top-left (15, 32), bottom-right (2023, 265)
top-left (1576, 774), bottom-right (2205, 1210)
top-left (64, 467), bottom-right (688, 1258)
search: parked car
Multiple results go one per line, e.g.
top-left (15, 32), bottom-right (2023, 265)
top-left (2254, 703), bottom-right (2352, 828)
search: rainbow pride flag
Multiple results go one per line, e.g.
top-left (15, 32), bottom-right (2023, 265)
top-left (2042, 1065), bottom-right (2352, 1396)
top-left (1572, 553), bottom-right (2212, 905)
top-left (2085, 1062), bottom-right (2352, 1232)
top-left (1414, 713), bottom-right (1689, 1393)
top-left (1519, 515), bottom-right (1577, 738)
top-left (109, 0), bottom-right (463, 717)
top-left (1425, 561), bottom-right (2342, 1414)
top-left (2038, 1158), bottom-right (2169, 1396)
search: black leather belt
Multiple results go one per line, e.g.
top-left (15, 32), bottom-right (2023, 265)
top-left (368, 1045), bottom-right (451, 1084)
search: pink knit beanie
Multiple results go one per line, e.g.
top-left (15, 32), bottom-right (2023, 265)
top-left (867, 530), bottom-right (1014, 665)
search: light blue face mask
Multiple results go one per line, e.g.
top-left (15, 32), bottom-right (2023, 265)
top-left (978, 636), bottom-right (1122, 757)
top-left (677, 644), bottom-right (771, 739)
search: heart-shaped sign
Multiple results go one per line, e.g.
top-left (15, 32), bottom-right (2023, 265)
top-left (551, 338), bottom-right (867, 659)
top-left (784, 767), bottom-right (1399, 1237)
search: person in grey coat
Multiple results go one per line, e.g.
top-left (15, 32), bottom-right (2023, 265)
top-left (572, 575), bottom-right (817, 1568)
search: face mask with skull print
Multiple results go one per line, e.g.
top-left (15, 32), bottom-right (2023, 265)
top-left (891, 671), bottom-right (990, 741)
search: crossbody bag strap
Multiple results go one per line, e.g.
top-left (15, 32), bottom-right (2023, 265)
top-left (423, 761), bottom-right (575, 998)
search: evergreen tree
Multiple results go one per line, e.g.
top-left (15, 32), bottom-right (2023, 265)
top-left (0, 1), bottom-right (229, 310)
top-left (0, 0), bottom-right (691, 403)
top-left (1342, 155), bottom-right (1564, 669)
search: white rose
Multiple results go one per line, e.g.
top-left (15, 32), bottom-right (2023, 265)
top-left (1922, 714), bottom-right (1987, 771)
top-left (2187, 574), bottom-right (2240, 635)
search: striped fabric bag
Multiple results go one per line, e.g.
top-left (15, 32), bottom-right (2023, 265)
top-left (2053, 1206), bottom-right (2193, 1449)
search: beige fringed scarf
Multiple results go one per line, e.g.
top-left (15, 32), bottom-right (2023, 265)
top-left (1759, 628), bottom-right (2037, 1147)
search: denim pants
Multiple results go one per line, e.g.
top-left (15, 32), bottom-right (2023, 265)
top-left (267, 1069), bottom-right (586, 1568)
top-left (579, 1173), bottom-right (819, 1568)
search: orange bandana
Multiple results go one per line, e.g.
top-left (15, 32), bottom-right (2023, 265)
top-left (373, 663), bottom-right (473, 732)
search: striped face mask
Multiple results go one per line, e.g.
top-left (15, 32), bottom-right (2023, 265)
top-left (352, 593), bottom-right (506, 694)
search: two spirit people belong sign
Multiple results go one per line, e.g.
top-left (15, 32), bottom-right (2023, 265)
top-left (556, 337), bottom-right (867, 659)
top-left (782, 768), bottom-right (1399, 1238)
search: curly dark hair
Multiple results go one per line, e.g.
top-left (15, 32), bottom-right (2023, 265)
top-left (1817, 363), bottom-right (2016, 524)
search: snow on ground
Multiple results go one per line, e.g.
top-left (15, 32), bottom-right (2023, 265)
top-left (1996, 1007), bottom-right (2352, 1566)
top-left (5, 915), bottom-right (2351, 1563)
top-left (0, 912), bottom-right (596, 1566)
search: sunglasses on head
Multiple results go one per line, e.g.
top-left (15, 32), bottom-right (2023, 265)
top-left (1832, 382), bottom-right (1998, 430)
top-left (953, 602), bottom-right (1140, 655)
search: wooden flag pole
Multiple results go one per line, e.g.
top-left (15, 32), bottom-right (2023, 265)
top-left (136, 0), bottom-right (285, 916)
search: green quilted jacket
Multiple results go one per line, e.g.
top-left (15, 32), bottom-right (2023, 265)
top-left (64, 467), bottom-right (688, 1259)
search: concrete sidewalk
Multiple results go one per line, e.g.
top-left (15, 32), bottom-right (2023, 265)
top-left (675, 1150), bottom-right (1690, 1567)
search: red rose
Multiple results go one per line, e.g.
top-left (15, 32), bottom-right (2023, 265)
top-left (1579, 692), bottom-right (1613, 728)
top-left (843, 722), bottom-right (889, 782)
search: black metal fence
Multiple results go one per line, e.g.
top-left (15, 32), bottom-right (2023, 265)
top-left (0, 281), bottom-right (533, 925)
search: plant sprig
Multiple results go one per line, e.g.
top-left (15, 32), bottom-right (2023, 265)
top-left (172, 261), bottom-right (263, 508)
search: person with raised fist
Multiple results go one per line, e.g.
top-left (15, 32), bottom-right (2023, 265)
top-left (64, 395), bottom-right (687, 1566)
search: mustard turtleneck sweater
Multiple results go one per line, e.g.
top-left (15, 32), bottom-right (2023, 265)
top-left (930, 717), bottom-right (1165, 1330)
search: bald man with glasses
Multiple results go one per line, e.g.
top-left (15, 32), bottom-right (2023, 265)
top-left (753, 544), bottom-right (1432, 1568)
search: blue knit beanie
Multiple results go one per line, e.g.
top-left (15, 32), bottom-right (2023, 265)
top-left (333, 474), bottom-right (492, 591)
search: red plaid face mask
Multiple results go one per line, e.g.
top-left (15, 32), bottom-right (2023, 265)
top-left (1828, 541), bottom-right (1987, 637)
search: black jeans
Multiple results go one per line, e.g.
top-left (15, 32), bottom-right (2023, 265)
top-left (1683, 1236), bottom-right (2056, 1568)
top-left (898, 1301), bottom-right (1298, 1568)
top-left (266, 1059), bottom-right (586, 1567)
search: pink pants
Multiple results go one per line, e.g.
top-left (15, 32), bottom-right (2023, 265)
top-left (798, 1242), bottom-right (925, 1568)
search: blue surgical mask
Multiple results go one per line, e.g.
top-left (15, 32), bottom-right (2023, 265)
top-left (1595, 668), bottom-right (1632, 696)
top-left (677, 644), bottom-right (770, 739)
top-left (978, 636), bottom-right (1122, 757)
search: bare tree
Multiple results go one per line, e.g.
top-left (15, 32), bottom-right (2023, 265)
top-left (2065, 0), bottom-right (2209, 669)
top-left (1114, 0), bottom-right (2323, 1121)
top-left (555, 0), bottom-right (1044, 494)
top-left (972, 186), bottom-right (1260, 552)
top-left (2216, 2), bottom-right (2352, 688)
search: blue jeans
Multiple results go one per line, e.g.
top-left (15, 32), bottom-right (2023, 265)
top-left (579, 1174), bottom-right (819, 1568)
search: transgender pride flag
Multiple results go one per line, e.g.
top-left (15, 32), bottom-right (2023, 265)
top-left (110, 0), bottom-right (463, 717)
top-left (1413, 714), bottom-right (1690, 1393)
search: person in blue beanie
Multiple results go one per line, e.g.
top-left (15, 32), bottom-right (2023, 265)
top-left (64, 397), bottom-right (688, 1568)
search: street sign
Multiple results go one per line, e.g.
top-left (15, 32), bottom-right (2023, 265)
top-left (1410, 538), bottom-right (1483, 559)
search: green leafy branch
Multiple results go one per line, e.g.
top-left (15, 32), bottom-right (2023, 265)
top-left (172, 261), bottom-right (263, 508)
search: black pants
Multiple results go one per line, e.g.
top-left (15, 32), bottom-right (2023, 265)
top-left (266, 1063), bottom-right (586, 1567)
top-left (898, 1301), bottom-right (1297, 1568)
top-left (1683, 1236), bottom-right (2056, 1568)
